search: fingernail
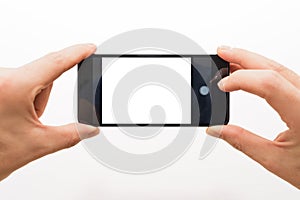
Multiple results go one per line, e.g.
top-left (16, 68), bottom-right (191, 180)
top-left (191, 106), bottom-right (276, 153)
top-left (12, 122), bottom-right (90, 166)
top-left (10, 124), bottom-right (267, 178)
top-left (217, 76), bottom-right (228, 91)
top-left (86, 43), bottom-right (96, 48)
top-left (218, 45), bottom-right (232, 52)
top-left (76, 123), bottom-right (100, 139)
top-left (86, 43), bottom-right (97, 52)
top-left (206, 125), bottom-right (223, 138)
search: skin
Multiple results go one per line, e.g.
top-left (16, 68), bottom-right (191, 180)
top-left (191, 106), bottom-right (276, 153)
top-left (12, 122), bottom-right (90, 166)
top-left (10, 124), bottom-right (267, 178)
top-left (0, 44), bottom-right (99, 181)
top-left (0, 44), bottom-right (299, 190)
top-left (206, 46), bottom-right (300, 189)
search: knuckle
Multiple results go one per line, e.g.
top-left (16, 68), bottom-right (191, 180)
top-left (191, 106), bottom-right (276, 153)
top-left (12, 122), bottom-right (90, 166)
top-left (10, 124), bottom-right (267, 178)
top-left (231, 128), bottom-right (245, 152)
top-left (232, 140), bottom-right (243, 152)
top-left (64, 132), bottom-right (80, 148)
top-left (47, 52), bottom-right (66, 66)
top-left (226, 71), bottom-right (243, 88)
top-left (268, 59), bottom-right (285, 72)
top-left (221, 126), bottom-right (245, 152)
top-left (230, 70), bottom-right (244, 81)
top-left (29, 127), bottom-right (53, 157)
top-left (260, 70), bottom-right (280, 91)
top-left (35, 126), bottom-right (80, 155)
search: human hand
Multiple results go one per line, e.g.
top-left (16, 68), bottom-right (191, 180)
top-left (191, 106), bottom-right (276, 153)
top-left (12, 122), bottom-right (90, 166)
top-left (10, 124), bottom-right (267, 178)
top-left (206, 46), bottom-right (300, 189)
top-left (0, 44), bottom-right (99, 181)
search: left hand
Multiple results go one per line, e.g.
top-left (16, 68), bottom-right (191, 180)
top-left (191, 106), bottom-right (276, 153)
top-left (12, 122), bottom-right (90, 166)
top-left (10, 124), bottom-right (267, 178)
top-left (0, 44), bottom-right (99, 181)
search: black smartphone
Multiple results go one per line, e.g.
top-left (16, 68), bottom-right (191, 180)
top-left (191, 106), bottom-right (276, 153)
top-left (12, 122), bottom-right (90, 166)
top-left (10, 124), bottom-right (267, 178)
top-left (78, 54), bottom-right (229, 127)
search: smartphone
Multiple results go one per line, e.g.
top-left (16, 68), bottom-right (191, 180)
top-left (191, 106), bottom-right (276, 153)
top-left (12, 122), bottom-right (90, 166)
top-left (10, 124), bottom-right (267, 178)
top-left (78, 54), bottom-right (229, 127)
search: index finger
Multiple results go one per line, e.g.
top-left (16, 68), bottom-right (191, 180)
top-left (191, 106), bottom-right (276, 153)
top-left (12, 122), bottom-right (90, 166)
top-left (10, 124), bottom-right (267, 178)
top-left (217, 46), bottom-right (300, 89)
top-left (219, 69), bottom-right (300, 127)
top-left (20, 44), bottom-right (96, 87)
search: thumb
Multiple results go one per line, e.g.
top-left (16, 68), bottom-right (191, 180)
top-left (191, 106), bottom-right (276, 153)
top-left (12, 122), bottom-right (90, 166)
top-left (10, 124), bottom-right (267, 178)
top-left (41, 123), bottom-right (99, 154)
top-left (206, 125), bottom-right (276, 167)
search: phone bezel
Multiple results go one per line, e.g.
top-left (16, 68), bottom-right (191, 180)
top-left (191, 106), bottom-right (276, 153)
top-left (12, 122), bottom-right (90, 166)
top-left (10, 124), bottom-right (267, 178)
top-left (78, 54), bottom-right (229, 127)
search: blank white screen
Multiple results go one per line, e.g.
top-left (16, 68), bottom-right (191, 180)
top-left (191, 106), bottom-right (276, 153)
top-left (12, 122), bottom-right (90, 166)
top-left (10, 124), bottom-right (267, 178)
top-left (101, 57), bottom-right (191, 124)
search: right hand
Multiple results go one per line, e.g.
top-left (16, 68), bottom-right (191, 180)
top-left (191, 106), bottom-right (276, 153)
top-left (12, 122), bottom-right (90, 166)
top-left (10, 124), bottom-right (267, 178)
top-left (206, 46), bottom-right (300, 189)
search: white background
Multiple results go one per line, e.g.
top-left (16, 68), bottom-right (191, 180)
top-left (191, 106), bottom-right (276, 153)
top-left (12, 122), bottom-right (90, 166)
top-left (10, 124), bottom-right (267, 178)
top-left (0, 0), bottom-right (299, 199)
